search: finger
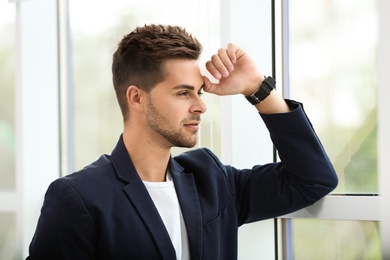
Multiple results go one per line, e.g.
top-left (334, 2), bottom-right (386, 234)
top-left (210, 53), bottom-right (230, 78)
top-left (226, 43), bottom-right (238, 64)
top-left (205, 60), bottom-right (222, 79)
top-left (217, 48), bottom-right (234, 72)
top-left (227, 43), bottom-right (246, 62)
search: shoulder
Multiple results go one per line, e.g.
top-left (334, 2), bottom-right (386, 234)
top-left (49, 154), bottom-right (120, 197)
top-left (173, 148), bottom-right (230, 176)
top-left (174, 148), bottom-right (221, 166)
top-left (65, 154), bottom-right (114, 181)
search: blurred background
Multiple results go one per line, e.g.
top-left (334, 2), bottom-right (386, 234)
top-left (1, 0), bottom-right (389, 259)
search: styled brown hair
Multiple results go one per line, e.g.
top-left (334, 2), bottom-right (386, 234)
top-left (112, 24), bottom-right (202, 121)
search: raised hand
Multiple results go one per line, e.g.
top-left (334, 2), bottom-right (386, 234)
top-left (204, 43), bottom-right (290, 114)
top-left (203, 43), bottom-right (264, 97)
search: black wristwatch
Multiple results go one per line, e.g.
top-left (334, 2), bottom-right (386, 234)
top-left (245, 76), bottom-right (276, 105)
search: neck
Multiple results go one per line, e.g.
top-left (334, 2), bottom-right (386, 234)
top-left (122, 127), bottom-right (171, 182)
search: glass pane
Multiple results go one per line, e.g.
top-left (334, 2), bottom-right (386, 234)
top-left (0, 2), bottom-right (16, 191)
top-left (0, 3), bottom-right (17, 258)
top-left (291, 219), bottom-right (381, 259)
top-left (69, 0), bottom-right (221, 171)
top-left (289, 1), bottom-right (378, 194)
top-left (0, 213), bottom-right (17, 260)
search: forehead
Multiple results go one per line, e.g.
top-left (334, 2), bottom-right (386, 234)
top-left (161, 59), bottom-right (203, 88)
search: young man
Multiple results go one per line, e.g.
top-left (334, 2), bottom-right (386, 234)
top-left (27, 24), bottom-right (338, 259)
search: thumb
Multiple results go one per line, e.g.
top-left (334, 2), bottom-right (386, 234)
top-left (203, 76), bottom-right (221, 95)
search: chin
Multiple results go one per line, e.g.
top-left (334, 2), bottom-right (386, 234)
top-left (180, 143), bottom-right (197, 149)
top-left (175, 140), bottom-right (198, 149)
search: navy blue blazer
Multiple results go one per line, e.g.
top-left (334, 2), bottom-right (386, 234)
top-left (27, 101), bottom-right (338, 260)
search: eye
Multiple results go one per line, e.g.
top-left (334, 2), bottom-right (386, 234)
top-left (177, 91), bottom-right (190, 97)
top-left (198, 91), bottom-right (204, 97)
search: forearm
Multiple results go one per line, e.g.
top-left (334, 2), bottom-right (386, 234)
top-left (261, 100), bottom-right (338, 192)
top-left (253, 89), bottom-right (290, 114)
top-left (236, 102), bottom-right (338, 222)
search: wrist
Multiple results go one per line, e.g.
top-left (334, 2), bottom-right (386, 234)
top-left (245, 76), bottom-right (276, 105)
top-left (242, 75), bottom-right (265, 96)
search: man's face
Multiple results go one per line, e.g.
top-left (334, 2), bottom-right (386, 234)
top-left (145, 59), bottom-right (207, 148)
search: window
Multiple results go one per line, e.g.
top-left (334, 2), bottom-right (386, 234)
top-left (289, 0), bottom-right (378, 194)
top-left (291, 219), bottom-right (381, 259)
top-left (281, 1), bottom-right (381, 258)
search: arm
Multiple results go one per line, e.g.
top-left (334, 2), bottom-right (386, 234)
top-left (234, 101), bottom-right (338, 223)
top-left (203, 43), bottom-right (338, 224)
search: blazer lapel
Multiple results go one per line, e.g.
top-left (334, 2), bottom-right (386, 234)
top-left (111, 136), bottom-right (176, 260)
top-left (122, 182), bottom-right (176, 259)
top-left (170, 159), bottom-right (203, 260)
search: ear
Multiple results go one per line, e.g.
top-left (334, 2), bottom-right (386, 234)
top-left (126, 85), bottom-right (145, 111)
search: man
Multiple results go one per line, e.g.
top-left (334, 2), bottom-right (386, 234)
top-left (27, 24), bottom-right (338, 259)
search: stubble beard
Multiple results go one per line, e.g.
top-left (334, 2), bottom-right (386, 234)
top-left (145, 98), bottom-right (199, 148)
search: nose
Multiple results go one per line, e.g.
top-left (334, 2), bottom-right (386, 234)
top-left (192, 96), bottom-right (207, 114)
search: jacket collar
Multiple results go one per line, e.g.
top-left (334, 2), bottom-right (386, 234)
top-left (170, 159), bottom-right (203, 260)
top-left (110, 135), bottom-right (203, 259)
top-left (111, 135), bottom-right (176, 259)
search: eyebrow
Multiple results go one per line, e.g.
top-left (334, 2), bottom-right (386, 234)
top-left (173, 83), bottom-right (205, 92)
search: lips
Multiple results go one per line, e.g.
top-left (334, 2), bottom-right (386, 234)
top-left (184, 121), bottom-right (200, 125)
top-left (184, 121), bottom-right (201, 130)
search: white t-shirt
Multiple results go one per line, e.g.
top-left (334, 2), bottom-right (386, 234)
top-left (143, 173), bottom-right (190, 260)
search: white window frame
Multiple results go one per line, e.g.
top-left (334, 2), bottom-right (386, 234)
top-left (13, 0), bottom-right (61, 258)
top-left (376, 0), bottom-right (389, 257)
top-left (220, 0), bottom-right (276, 259)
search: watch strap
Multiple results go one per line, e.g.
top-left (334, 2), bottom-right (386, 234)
top-left (245, 76), bottom-right (276, 105)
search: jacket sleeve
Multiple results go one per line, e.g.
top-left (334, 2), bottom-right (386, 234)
top-left (231, 100), bottom-right (338, 225)
top-left (27, 179), bottom-right (97, 260)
